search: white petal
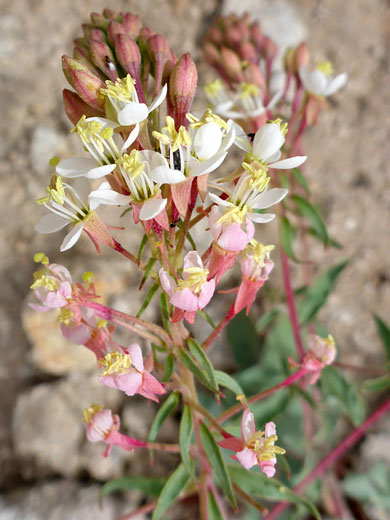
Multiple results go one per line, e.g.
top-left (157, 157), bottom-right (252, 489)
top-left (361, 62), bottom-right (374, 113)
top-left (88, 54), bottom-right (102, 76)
top-left (141, 150), bottom-right (167, 169)
top-left (56, 157), bottom-right (97, 178)
top-left (220, 120), bottom-right (236, 152)
top-left (87, 116), bottom-right (118, 128)
top-left (193, 122), bottom-right (222, 160)
top-left (148, 83), bottom-right (167, 113)
top-left (299, 66), bottom-right (326, 95)
top-left (190, 151), bottom-right (227, 177)
top-left (269, 156), bottom-right (307, 169)
top-left (118, 103), bottom-right (148, 126)
top-left (121, 122), bottom-right (140, 152)
top-left (183, 251), bottom-right (203, 271)
top-left (139, 198), bottom-right (167, 220)
top-left (73, 178), bottom-right (91, 203)
top-left (86, 164), bottom-right (117, 179)
top-left (150, 165), bottom-right (186, 185)
top-left (60, 223), bottom-right (84, 251)
top-left (233, 122), bottom-right (252, 152)
top-left (89, 187), bottom-right (130, 208)
top-left (253, 123), bottom-right (284, 162)
top-left (266, 150), bottom-right (282, 163)
top-left (248, 212), bottom-right (275, 223)
top-left (251, 188), bottom-right (288, 209)
top-left (266, 90), bottom-right (282, 109)
top-left (208, 192), bottom-right (234, 207)
top-left (323, 73), bottom-right (348, 96)
top-left (35, 213), bottom-right (69, 234)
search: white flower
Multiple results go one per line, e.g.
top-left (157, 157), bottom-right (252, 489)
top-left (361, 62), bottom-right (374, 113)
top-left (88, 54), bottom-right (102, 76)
top-left (234, 120), bottom-right (307, 170)
top-left (35, 176), bottom-right (97, 251)
top-left (56, 117), bottom-right (140, 180)
top-left (299, 61), bottom-right (347, 97)
top-left (101, 75), bottom-right (167, 126)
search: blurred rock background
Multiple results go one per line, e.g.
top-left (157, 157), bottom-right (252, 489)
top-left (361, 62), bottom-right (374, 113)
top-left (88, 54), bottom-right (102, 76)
top-left (0, 0), bottom-right (389, 518)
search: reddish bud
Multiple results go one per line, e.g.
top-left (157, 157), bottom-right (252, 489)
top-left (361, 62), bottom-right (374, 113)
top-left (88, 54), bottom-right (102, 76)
top-left (305, 95), bottom-right (323, 126)
top-left (88, 28), bottom-right (106, 43)
top-left (73, 37), bottom-right (88, 50)
top-left (169, 53), bottom-right (198, 129)
top-left (107, 20), bottom-right (126, 47)
top-left (220, 47), bottom-right (244, 83)
top-left (62, 89), bottom-right (104, 125)
top-left (62, 56), bottom-right (106, 111)
top-left (294, 42), bottom-right (310, 73)
top-left (250, 22), bottom-right (263, 53)
top-left (207, 26), bottom-right (223, 46)
top-left (263, 36), bottom-right (278, 62)
top-left (90, 12), bottom-right (108, 30)
top-left (225, 26), bottom-right (242, 48)
top-left (89, 39), bottom-right (118, 81)
top-left (148, 34), bottom-right (174, 93)
top-left (82, 24), bottom-right (92, 39)
top-left (114, 34), bottom-right (144, 101)
top-left (203, 42), bottom-right (220, 67)
top-left (103, 8), bottom-right (118, 20)
top-left (123, 13), bottom-right (142, 39)
top-left (244, 63), bottom-right (265, 88)
top-left (237, 41), bottom-right (258, 63)
top-left (139, 27), bottom-right (154, 47)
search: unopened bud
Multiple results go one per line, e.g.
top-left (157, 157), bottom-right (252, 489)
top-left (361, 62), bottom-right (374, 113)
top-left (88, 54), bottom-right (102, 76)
top-left (123, 13), bottom-right (142, 39)
top-left (305, 95), bottom-right (324, 126)
top-left (73, 45), bottom-right (103, 78)
top-left (73, 37), bottom-right (88, 50)
top-left (139, 27), bottom-right (154, 48)
top-left (82, 24), bottom-right (92, 39)
top-left (103, 8), bottom-right (118, 20)
top-left (62, 56), bottom-right (106, 110)
top-left (203, 42), bottom-right (220, 67)
top-left (283, 47), bottom-right (295, 74)
top-left (207, 26), bottom-right (223, 46)
top-left (88, 28), bottom-right (106, 43)
top-left (220, 47), bottom-right (244, 83)
top-left (107, 20), bottom-right (126, 47)
top-left (169, 53), bottom-right (198, 129)
top-left (114, 34), bottom-right (144, 101)
top-left (225, 26), bottom-right (242, 47)
top-left (62, 89), bottom-right (104, 125)
top-left (263, 36), bottom-right (278, 62)
top-left (237, 41), bottom-right (258, 63)
top-left (294, 42), bottom-right (310, 73)
top-left (148, 34), bottom-right (176, 93)
top-left (250, 22), bottom-right (263, 53)
top-left (90, 12), bottom-right (108, 29)
top-left (244, 63), bottom-right (265, 88)
top-left (89, 39), bottom-right (118, 81)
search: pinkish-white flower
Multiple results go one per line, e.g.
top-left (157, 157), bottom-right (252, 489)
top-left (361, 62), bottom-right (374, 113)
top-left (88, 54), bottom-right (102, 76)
top-left (159, 252), bottom-right (215, 323)
top-left (299, 61), bottom-right (347, 97)
top-left (29, 261), bottom-right (73, 312)
top-left (98, 343), bottom-right (166, 402)
top-left (218, 409), bottom-right (285, 478)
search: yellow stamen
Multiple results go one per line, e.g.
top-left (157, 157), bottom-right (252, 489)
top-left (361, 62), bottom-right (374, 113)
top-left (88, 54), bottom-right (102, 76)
top-left (82, 404), bottom-right (104, 424)
top-left (33, 252), bottom-right (49, 265)
top-left (72, 115), bottom-right (103, 143)
top-left (100, 74), bottom-right (136, 103)
top-left (153, 116), bottom-right (192, 152)
top-left (247, 430), bottom-right (286, 461)
top-left (30, 270), bottom-right (59, 291)
top-left (204, 78), bottom-right (223, 98)
top-left (58, 308), bottom-right (74, 326)
top-left (242, 162), bottom-right (270, 192)
top-left (82, 271), bottom-right (94, 284)
top-left (239, 82), bottom-right (260, 99)
top-left (49, 156), bottom-right (60, 167)
top-left (118, 149), bottom-right (145, 180)
top-left (316, 61), bottom-right (334, 76)
top-left (245, 240), bottom-right (274, 266)
top-left (37, 175), bottom-right (67, 207)
top-left (177, 267), bottom-right (209, 294)
top-left (268, 118), bottom-right (288, 137)
top-left (217, 204), bottom-right (248, 225)
top-left (187, 108), bottom-right (229, 130)
top-left (99, 352), bottom-right (132, 376)
top-left (97, 319), bottom-right (108, 328)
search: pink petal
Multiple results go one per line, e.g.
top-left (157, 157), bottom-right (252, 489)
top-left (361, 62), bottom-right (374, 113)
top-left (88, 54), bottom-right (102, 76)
top-left (241, 409), bottom-right (256, 441)
top-left (264, 422), bottom-right (276, 437)
top-left (236, 447), bottom-right (257, 470)
top-left (260, 461), bottom-right (276, 478)
top-left (183, 251), bottom-right (203, 272)
top-left (126, 343), bottom-right (144, 372)
top-left (86, 409), bottom-right (114, 442)
top-left (105, 430), bottom-right (146, 450)
top-left (99, 372), bottom-right (143, 396)
top-left (60, 323), bottom-right (91, 345)
top-left (141, 371), bottom-right (166, 396)
top-left (218, 437), bottom-right (244, 452)
top-left (218, 223), bottom-right (251, 252)
top-left (159, 268), bottom-right (176, 296)
top-left (197, 280), bottom-right (215, 309)
top-left (170, 288), bottom-right (199, 312)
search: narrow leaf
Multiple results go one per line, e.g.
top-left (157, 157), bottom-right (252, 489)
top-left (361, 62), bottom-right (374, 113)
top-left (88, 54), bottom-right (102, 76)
top-left (280, 216), bottom-right (298, 262)
top-left (198, 309), bottom-right (216, 329)
top-left (215, 370), bottom-right (244, 397)
top-left (162, 353), bottom-right (175, 382)
top-left (137, 233), bottom-right (148, 260)
top-left (148, 391), bottom-right (179, 443)
top-left (101, 475), bottom-right (166, 500)
top-left (226, 312), bottom-right (259, 370)
top-left (199, 422), bottom-right (237, 509)
top-left (160, 291), bottom-right (171, 335)
top-left (179, 406), bottom-right (194, 477)
top-left (291, 167), bottom-right (310, 194)
top-left (178, 350), bottom-right (219, 393)
top-left (152, 463), bottom-right (190, 520)
top-left (374, 314), bottom-right (390, 361)
top-left (362, 375), bottom-right (390, 393)
top-left (207, 490), bottom-right (225, 520)
top-left (292, 194), bottom-right (329, 246)
top-left (139, 257), bottom-right (157, 289)
top-left (136, 283), bottom-right (159, 318)
top-left (256, 308), bottom-right (280, 332)
top-left (188, 338), bottom-right (219, 393)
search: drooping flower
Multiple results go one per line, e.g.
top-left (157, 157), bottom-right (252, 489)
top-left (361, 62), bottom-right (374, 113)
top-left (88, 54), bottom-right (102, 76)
top-left (56, 116), bottom-right (139, 179)
top-left (83, 404), bottom-right (146, 457)
top-left (100, 74), bottom-right (167, 126)
top-left (235, 120), bottom-right (307, 170)
top-left (159, 251), bottom-right (215, 324)
top-left (234, 241), bottom-right (275, 315)
top-left (299, 61), bottom-right (347, 97)
top-left (98, 343), bottom-right (166, 402)
top-left (290, 334), bottom-right (336, 384)
top-left (35, 175), bottom-right (113, 252)
top-left (218, 409), bottom-right (285, 478)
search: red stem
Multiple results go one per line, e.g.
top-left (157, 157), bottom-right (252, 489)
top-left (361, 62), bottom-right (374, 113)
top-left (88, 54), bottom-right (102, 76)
top-left (202, 303), bottom-right (235, 350)
top-left (263, 399), bottom-right (390, 520)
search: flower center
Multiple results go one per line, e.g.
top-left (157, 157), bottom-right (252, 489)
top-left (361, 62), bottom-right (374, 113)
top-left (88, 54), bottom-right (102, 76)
top-left (239, 83), bottom-right (260, 100)
top-left (58, 308), bottom-right (74, 326)
top-left (187, 108), bottom-right (228, 130)
top-left (101, 75), bottom-right (136, 103)
top-left (30, 270), bottom-right (59, 291)
top-left (153, 116), bottom-right (192, 152)
top-left (246, 430), bottom-right (286, 461)
top-left (99, 352), bottom-right (132, 375)
top-left (316, 61), bottom-right (334, 76)
top-left (118, 150), bottom-right (145, 181)
top-left (204, 78), bottom-right (223, 98)
top-left (82, 404), bottom-right (104, 424)
top-left (178, 267), bottom-right (209, 294)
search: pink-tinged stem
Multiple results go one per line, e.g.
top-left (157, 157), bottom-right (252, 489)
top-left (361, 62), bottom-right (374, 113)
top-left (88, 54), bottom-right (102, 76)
top-left (263, 399), bottom-right (390, 520)
top-left (110, 317), bottom-right (164, 345)
top-left (217, 368), bottom-right (308, 424)
top-left (203, 303), bottom-right (235, 350)
top-left (112, 239), bottom-right (140, 267)
top-left (116, 499), bottom-right (158, 520)
top-left (280, 247), bottom-right (305, 360)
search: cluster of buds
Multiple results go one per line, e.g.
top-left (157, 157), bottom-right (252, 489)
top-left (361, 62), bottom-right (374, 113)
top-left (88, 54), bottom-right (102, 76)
top-left (290, 334), bottom-right (336, 384)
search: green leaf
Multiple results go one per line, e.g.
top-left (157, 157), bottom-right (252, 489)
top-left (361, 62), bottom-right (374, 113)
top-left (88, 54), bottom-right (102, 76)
top-left (227, 312), bottom-right (260, 370)
top-left (215, 370), bottom-right (244, 397)
top-left (291, 168), bottom-right (310, 194)
top-left (148, 391), bottom-right (179, 443)
top-left (160, 291), bottom-right (171, 335)
top-left (207, 490), bottom-right (225, 520)
top-left (228, 466), bottom-right (321, 519)
top-left (298, 260), bottom-right (348, 325)
top-left (342, 462), bottom-right (390, 510)
top-left (198, 309), bottom-right (216, 329)
top-left (362, 375), bottom-right (390, 393)
top-left (162, 354), bottom-right (175, 383)
top-left (179, 406), bottom-right (194, 477)
top-left (321, 366), bottom-right (366, 426)
top-left (178, 349), bottom-right (219, 393)
top-left (137, 233), bottom-right (148, 260)
top-left (256, 309), bottom-right (280, 332)
top-left (280, 216), bottom-right (298, 262)
top-left (188, 338), bottom-right (219, 393)
top-left (374, 314), bottom-right (390, 361)
top-left (199, 422), bottom-right (236, 509)
top-left (136, 283), bottom-right (159, 318)
top-left (139, 257), bottom-right (156, 289)
top-left (292, 194), bottom-right (329, 246)
top-left (152, 463), bottom-right (191, 520)
top-left (101, 475), bottom-right (166, 500)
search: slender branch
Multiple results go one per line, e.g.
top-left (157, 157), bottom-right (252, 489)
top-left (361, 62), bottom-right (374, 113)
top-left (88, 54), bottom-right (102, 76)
top-left (217, 368), bottom-right (308, 424)
top-left (232, 482), bottom-right (268, 515)
top-left (188, 399), bottom-right (230, 437)
top-left (110, 317), bottom-right (166, 345)
top-left (115, 499), bottom-right (158, 520)
top-left (144, 441), bottom-right (185, 454)
top-left (202, 303), bottom-right (235, 350)
top-left (263, 399), bottom-right (390, 520)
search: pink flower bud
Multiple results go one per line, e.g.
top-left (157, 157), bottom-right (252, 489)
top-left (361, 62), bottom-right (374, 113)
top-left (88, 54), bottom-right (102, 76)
top-left (89, 39), bottom-right (118, 81)
top-left (139, 26), bottom-right (154, 47)
top-left (122, 13), bottom-right (142, 39)
top-left (62, 89), bottom-right (104, 125)
top-left (114, 34), bottom-right (144, 101)
top-left (62, 56), bottom-right (106, 110)
top-left (207, 26), bottom-right (223, 46)
top-left (103, 8), bottom-right (118, 20)
top-left (225, 26), bottom-right (242, 47)
top-left (244, 63), bottom-right (265, 88)
top-left (237, 41), bottom-right (258, 64)
top-left (82, 24), bottom-right (92, 39)
top-left (203, 42), bottom-right (220, 67)
top-left (90, 12), bottom-right (109, 30)
top-left (148, 34), bottom-right (176, 93)
top-left (107, 20), bottom-right (126, 47)
top-left (169, 53), bottom-right (198, 129)
top-left (263, 36), bottom-right (278, 62)
top-left (88, 28), bottom-right (106, 43)
top-left (250, 22), bottom-right (264, 53)
top-left (294, 42), bottom-right (310, 73)
top-left (220, 47), bottom-right (244, 83)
